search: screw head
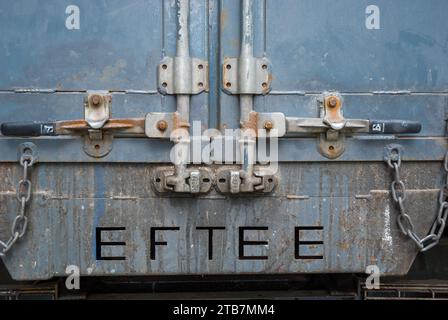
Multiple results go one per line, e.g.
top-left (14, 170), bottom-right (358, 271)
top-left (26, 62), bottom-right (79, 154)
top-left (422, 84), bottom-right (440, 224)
top-left (157, 120), bottom-right (168, 132)
top-left (264, 120), bottom-right (274, 130)
top-left (90, 94), bottom-right (104, 106)
top-left (327, 96), bottom-right (339, 108)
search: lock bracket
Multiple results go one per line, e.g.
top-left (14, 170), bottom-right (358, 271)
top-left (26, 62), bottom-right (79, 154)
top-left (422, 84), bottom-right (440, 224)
top-left (215, 166), bottom-right (277, 194)
top-left (82, 92), bottom-right (113, 158)
top-left (152, 166), bottom-right (213, 194)
top-left (317, 93), bottom-right (346, 159)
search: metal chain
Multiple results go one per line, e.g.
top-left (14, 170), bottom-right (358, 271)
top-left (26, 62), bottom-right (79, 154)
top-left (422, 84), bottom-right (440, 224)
top-left (387, 148), bottom-right (448, 252)
top-left (0, 152), bottom-right (34, 257)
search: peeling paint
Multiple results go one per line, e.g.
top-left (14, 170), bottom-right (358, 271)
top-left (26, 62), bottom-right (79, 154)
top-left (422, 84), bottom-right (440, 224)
top-left (383, 203), bottom-right (393, 247)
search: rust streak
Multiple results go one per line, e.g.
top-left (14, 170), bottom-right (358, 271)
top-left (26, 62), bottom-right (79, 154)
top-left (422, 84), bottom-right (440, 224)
top-left (324, 95), bottom-right (343, 123)
top-left (173, 112), bottom-right (190, 129)
top-left (242, 111), bottom-right (258, 131)
top-left (57, 118), bottom-right (145, 134)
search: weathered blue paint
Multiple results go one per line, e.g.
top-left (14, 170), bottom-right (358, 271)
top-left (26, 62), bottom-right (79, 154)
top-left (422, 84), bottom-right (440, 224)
top-left (207, 0), bottom-right (221, 129)
top-left (0, 0), bottom-right (162, 91)
top-left (92, 165), bottom-right (106, 262)
top-left (0, 162), bottom-right (441, 279)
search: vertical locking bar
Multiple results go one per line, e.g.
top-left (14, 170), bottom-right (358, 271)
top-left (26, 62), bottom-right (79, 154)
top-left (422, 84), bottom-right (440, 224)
top-left (174, 0), bottom-right (191, 186)
top-left (216, 0), bottom-right (277, 194)
top-left (238, 0), bottom-right (261, 192)
top-left (152, 0), bottom-right (212, 194)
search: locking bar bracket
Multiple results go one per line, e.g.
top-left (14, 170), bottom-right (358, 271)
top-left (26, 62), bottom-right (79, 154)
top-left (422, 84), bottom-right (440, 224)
top-left (318, 93), bottom-right (346, 159)
top-left (145, 111), bottom-right (193, 139)
top-left (82, 92), bottom-right (113, 158)
top-left (222, 57), bottom-right (272, 95)
top-left (158, 57), bottom-right (209, 95)
top-left (257, 112), bottom-right (286, 138)
top-left (84, 91), bottom-right (111, 129)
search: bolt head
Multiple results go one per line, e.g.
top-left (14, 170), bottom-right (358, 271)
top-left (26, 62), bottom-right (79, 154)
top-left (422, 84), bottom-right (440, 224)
top-left (264, 120), bottom-right (274, 130)
top-left (157, 120), bottom-right (168, 132)
top-left (91, 94), bottom-right (103, 106)
top-left (327, 96), bottom-right (339, 108)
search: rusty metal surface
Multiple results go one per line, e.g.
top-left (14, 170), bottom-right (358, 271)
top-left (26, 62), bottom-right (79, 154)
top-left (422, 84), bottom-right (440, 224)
top-left (0, 162), bottom-right (442, 280)
top-left (58, 118), bottom-right (145, 135)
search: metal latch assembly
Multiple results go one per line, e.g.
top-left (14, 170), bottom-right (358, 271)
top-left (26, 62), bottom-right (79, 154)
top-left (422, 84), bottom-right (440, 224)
top-left (215, 0), bottom-right (278, 194)
top-left (151, 0), bottom-right (211, 194)
top-left (283, 93), bottom-right (422, 159)
top-left (152, 166), bottom-right (213, 194)
top-left (215, 166), bottom-right (277, 194)
top-left (0, 92), bottom-right (145, 158)
top-left (83, 92), bottom-right (113, 157)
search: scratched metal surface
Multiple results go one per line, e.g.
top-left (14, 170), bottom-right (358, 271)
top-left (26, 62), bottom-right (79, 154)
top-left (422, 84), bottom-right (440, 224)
top-left (0, 163), bottom-right (442, 279)
top-left (0, 0), bottom-right (447, 280)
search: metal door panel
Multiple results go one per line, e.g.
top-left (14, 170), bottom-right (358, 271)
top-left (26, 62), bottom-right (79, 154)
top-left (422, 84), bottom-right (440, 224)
top-left (0, 137), bottom-right (446, 164)
top-left (266, 0), bottom-right (448, 92)
top-left (0, 0), bottom-right (165, 91)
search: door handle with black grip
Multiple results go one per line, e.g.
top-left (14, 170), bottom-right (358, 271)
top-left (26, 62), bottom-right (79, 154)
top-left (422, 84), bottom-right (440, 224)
top-left (368, 120), bottom-right (421, 134)
top-left (286, 118), bottom-right (422, 135)
top-left (1, 121), bottom-right (57, 137)
top-left (1, 119), bottom-right (146, 137)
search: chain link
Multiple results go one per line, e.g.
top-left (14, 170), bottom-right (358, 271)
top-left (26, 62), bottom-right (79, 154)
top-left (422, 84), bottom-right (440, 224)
top-left (387, 148), bottom-right (448, 252)
top-left (0, 154), bottom-right (33, 257)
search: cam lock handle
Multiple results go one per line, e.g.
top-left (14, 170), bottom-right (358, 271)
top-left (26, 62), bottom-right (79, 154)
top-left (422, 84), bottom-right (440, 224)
top-left (287, 117), bottom-right (422, 135)
top-left (1, 119), bottom-right (145, 137)
top-left (368, 120), bottom-right (421, 134)
top-left (316, 95), bottom-right (422, 135)
top-left (1, 121), bottom-right (57, 137)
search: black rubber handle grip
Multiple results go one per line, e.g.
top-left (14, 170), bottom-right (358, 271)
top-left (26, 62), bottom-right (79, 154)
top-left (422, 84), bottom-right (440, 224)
top-left (1, 121), bottom-right (57, 137)
top-left (369, 120), bottom-right (421, 134)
